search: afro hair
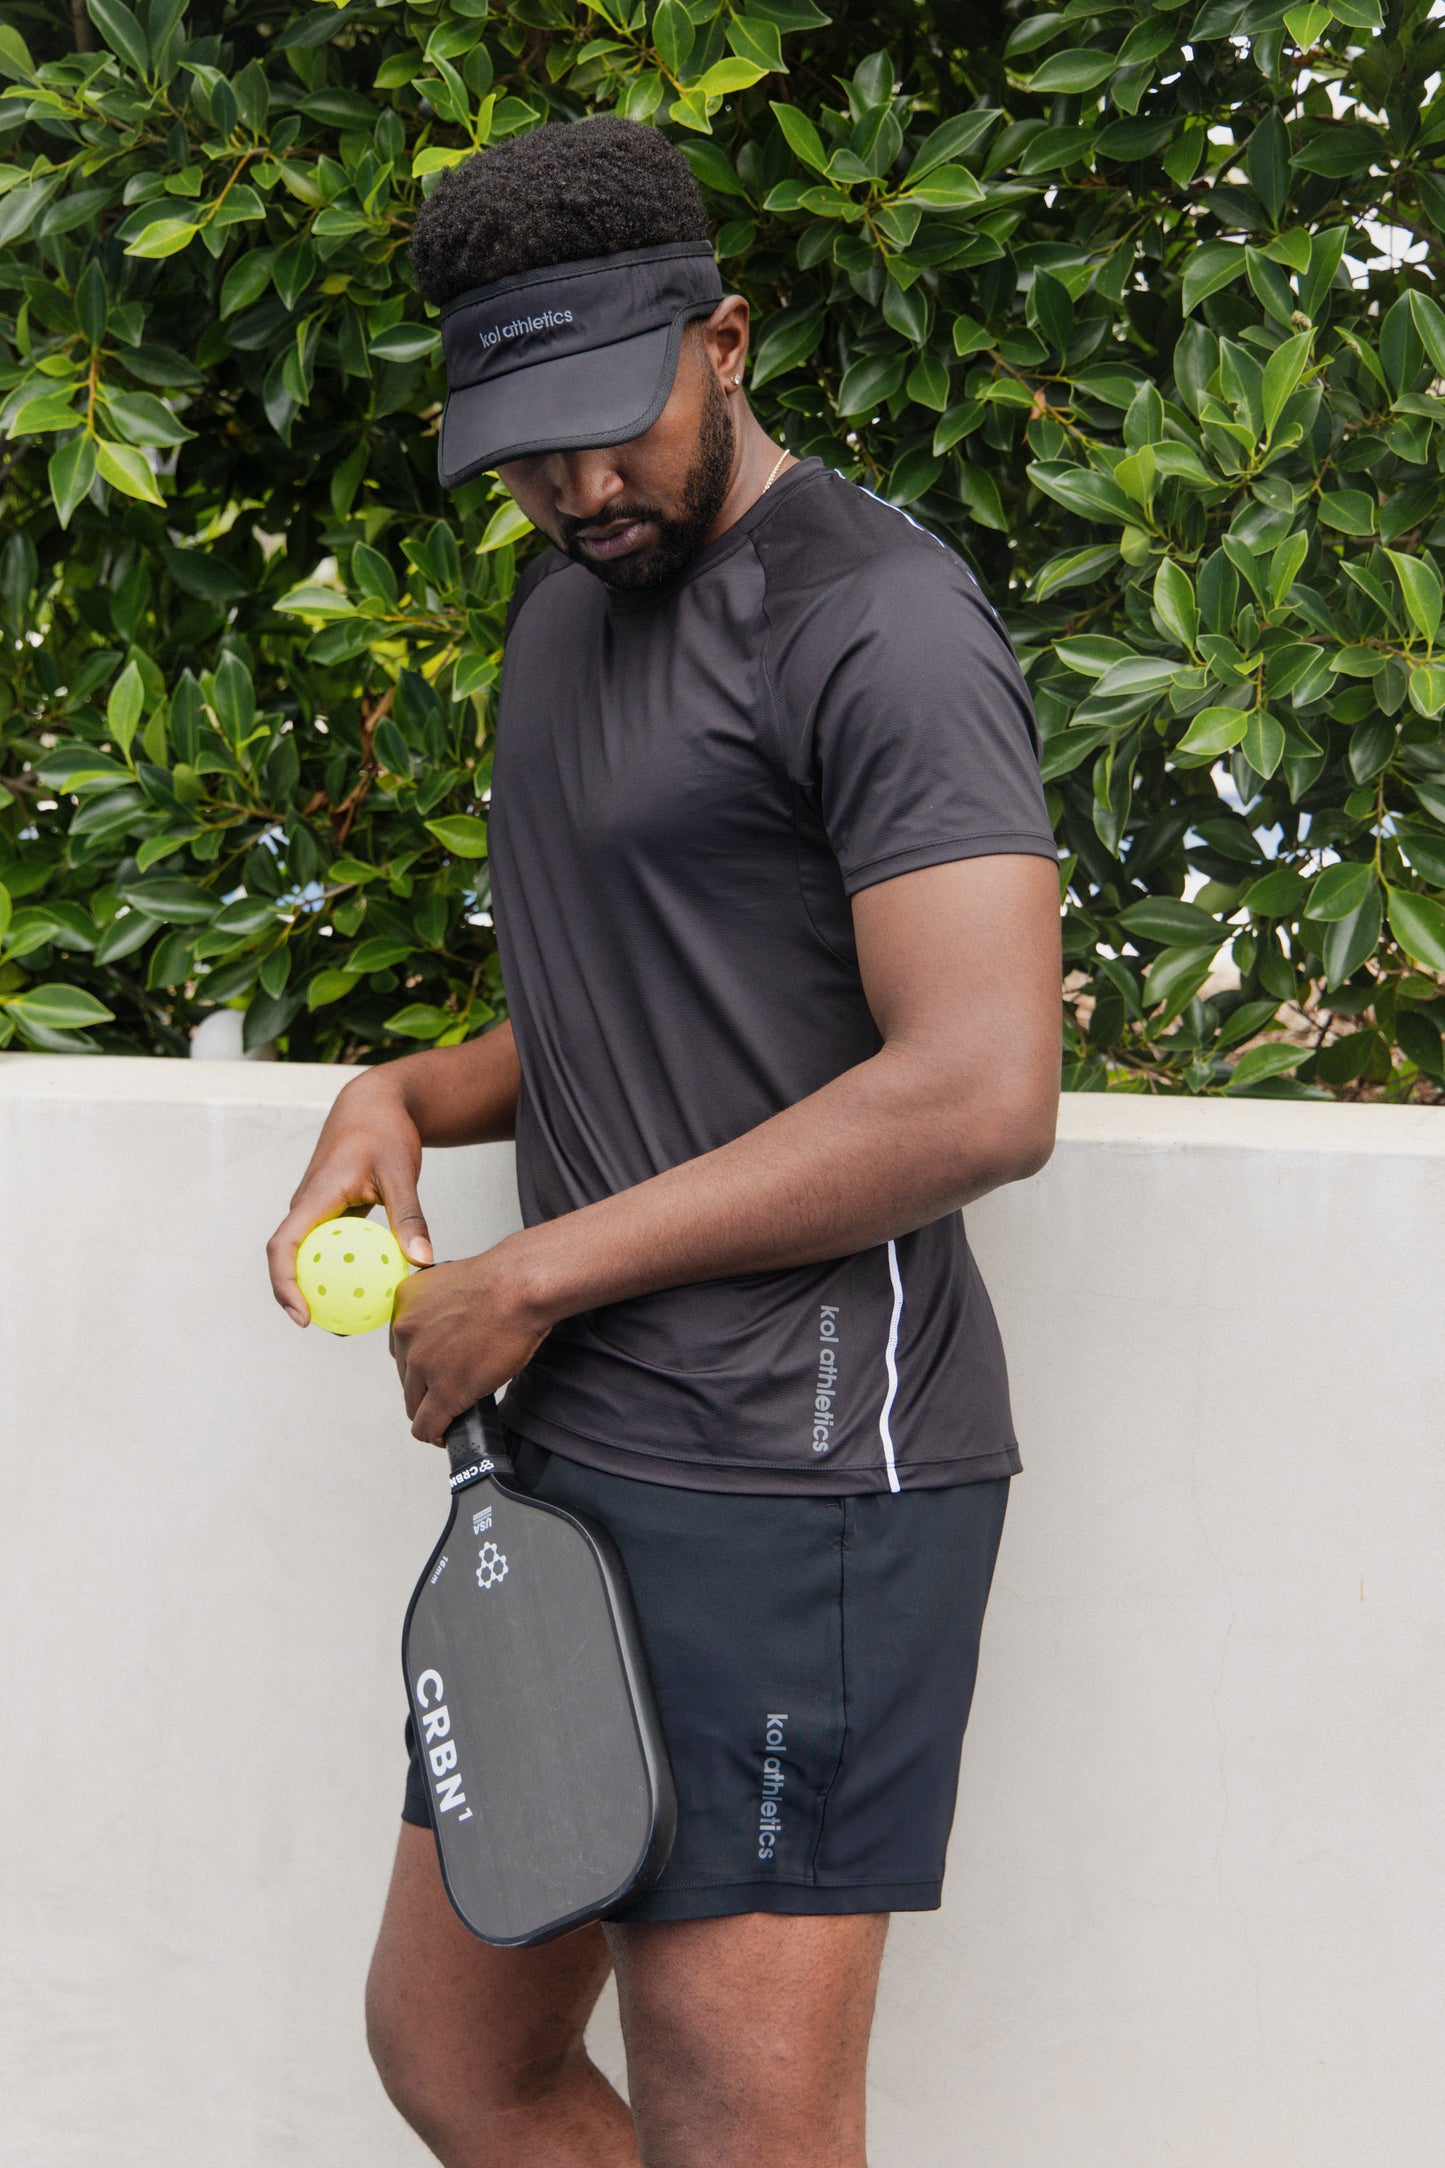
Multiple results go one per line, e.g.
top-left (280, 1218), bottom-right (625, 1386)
top-left (410, 117), bottom-right (711, 307)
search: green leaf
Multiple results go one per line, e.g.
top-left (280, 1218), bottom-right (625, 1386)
top-left (1284, 4), bottom-right (1332, 46)
top-left (349, 937), bottom-right (415, 972)
top-left (1226, 1041), bottom-right (1301, 1091)
top-left (0, 23), bottom-right (36, 77)
top-left (769, 101), bottom-right (829, 173)
top-left (900, 163), bottom-right (984, 209)
top-left (478, 499), bottom-right (533, 553)
top-left (117, 876), bottom-right (216, 924)
top-left (107, 658), bottom-right (145, 758)
top-left (1246, 110), bottom-right (1290, 226)
top-left (1269, 530), bottom-right (1308, 610)
top-left (48, 436), bottom-right (96, 529)
top-left (370, 324), bottom-right (439, 364)
top-left (213, 653), bottom-right (256, 741)
top-left (727, 17), bottom-right (786, 74)
top-left (653, 0), bottom-right (695, 76)
top-left (1407, 663), bottom-right (1445, 719)
top-left (94, 441), bottom-right (163, 506)
top-left (86, 0), bottom-right (149, 75)
top-left (124, 217), bottom-right (199, 260)
top-left (1034, 546), bottom-right (1119, 600)
top-left (1182, 242), bottom-right (1247, 316)
top-left (836, 352), bottom-right (906, 417)
top-left (384, 1002), bottom-right (456, 1040)
top-left (1027, 461), bottom-right (1137, 525)
top-left (0, 881), bottom-right (10, 945)
top-left (1261, 331), bottom-right (1311, 440)
top-left (1305, 860), bottom-right (1373, 922)
top-left (102, 390), bottom-right (194, 449)
top-left (1214, 998), bottom-right (1281, 1051)
top-left (1028, 49), bottom-right (1116, 92)
top-left (1142, 942), bottom-right (1219, 1010)
top-left (1404, 289), bottom-right (1445, 381)
top-left (1153, 560), bottom-right (1198, 651)
top-left (1242, 710), bottom-right (1286, 780)
top-left (1118, 897), bottom-right (1222, 945)
top-left (908, 110), bottom-right (1000, 181)
top-left (1322, 882), bottom-right (1382, 990)
top-left (307, 968), bottom-right (362, 1010)
top-left (1175, 705), bottom-right (1248, 757)
top-left (751, 306), bottom-right (824, 388)
top-left (1384, 551), bottom-right (1442, 648)
top-left (1242, 864), bottom-right (1306, 917)
top-left (453, 652), bottom-right (498, 699)
top-left (1292, 124), bottom-right (1384, 178)
top-left (425, 814), bottom-right (489, 857)
top-left (1386, 888), bottom-right (1445, 976)
top-left (888, 447), bottom-right (943, 506)
top-left (1316, 490), bottom-right (1376, 536)
top-left (3, 983), bottom-right (114, 1030)
top-left (691, 58), bottom-right (768, 95)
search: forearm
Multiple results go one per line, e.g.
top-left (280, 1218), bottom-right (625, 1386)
top-left (343, 1018), bottom-right (521, 1146)
top-left (512, 1043), bottom-right (1055, 1325)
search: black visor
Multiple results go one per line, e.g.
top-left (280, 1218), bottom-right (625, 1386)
top-left (437, 241), bottom-right (724, 488)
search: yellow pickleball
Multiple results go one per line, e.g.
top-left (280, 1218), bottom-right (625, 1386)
top-left (296, 1216), bottom-right (410, 1336)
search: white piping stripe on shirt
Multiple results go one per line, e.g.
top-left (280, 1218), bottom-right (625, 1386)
top-left (878, 1238), bottom-right (904, 1494)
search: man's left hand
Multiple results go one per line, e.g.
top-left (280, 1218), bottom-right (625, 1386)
top-left (389, 1238), bottom-right (552, 1443)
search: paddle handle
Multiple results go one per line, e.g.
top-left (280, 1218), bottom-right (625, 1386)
top-left (444, 1396), bottom-right (514, 1487)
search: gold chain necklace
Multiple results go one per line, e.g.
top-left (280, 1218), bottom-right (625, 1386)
top-left (760, 447), bottom-right (792, 493)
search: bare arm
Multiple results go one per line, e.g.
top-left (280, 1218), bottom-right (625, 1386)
top-left (391, 854), bottom-right (1061, 1438)
top-left (265, 1020), bottom-right (520, 1320)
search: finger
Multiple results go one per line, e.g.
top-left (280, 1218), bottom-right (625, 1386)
top-left (377, 1160), bottom-right (434, 1267)
top-left (402, 1359), bottom-right (426, 1425)
top-left (268, 1174), bottom-right (372, 1322)
top-left (265, 1214), bottom-right (314, 1326)
top-left (411, 1388), bottom-right (457, 1446)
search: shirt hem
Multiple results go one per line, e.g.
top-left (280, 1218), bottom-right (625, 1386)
top-left (843, 830), bottom-right (1058, 896)
top-left (499, 1402), bottom-right (1022, 1494)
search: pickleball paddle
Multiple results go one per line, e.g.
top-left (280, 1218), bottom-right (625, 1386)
top-left (402, 1397), bottom-right (676, 1946)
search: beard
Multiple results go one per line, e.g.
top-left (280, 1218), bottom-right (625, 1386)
top-left (556, 365), bottom-right (736, 593)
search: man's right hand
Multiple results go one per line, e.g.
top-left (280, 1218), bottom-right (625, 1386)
top-left (266, 1071), bottom-right (434, 1327)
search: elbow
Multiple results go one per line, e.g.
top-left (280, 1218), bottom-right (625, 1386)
top-left (944, 1099), bottom-right (1058, 1194)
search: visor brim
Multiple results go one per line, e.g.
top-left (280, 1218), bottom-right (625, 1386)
top-left (439, 320), bottom-right (686, 488)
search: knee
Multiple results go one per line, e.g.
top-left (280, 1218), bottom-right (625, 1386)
top-left (364, 1964), bottom-right (436, 2136)
top-left (365, 1963), bottom-right (589, 2158)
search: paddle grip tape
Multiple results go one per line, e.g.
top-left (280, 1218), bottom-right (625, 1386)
top-left (445, 1396), bottom-right (514, 1490)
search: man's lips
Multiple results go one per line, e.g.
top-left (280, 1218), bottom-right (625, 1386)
top-left (573, 516), bottom-right (651, 559)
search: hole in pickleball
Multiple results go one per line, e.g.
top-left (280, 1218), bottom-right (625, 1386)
top-left (312, 1251), bottom-right (321, 1262)
top-left (353, 1286), bottom-right (364, 1297)
top-left (343, 1251), bottom-right (355, 1262)
top-left (317, 1283), bottom-right (327, 1295)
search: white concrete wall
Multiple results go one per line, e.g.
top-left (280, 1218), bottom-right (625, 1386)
top-left (1, 1057), bottom-right (1441, 2167)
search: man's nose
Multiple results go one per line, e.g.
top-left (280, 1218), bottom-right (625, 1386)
top-left (545, 448), bottom-right (628, 523)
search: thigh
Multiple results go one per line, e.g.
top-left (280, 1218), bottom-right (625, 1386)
top-left (366, 1823), bottom-right (615, 2106)
top-left (606, 1910), bottom-right (889, 2168)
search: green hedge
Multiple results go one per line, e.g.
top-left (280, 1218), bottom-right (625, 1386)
top-left (2, 0), bottom-right (1444, 1096)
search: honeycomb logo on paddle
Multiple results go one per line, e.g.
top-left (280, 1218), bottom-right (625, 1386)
top-left (475, 1541), bottom-right (509, 1592)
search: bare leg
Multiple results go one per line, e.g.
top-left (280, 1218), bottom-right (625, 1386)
top-left (366, 1824), bottom-right (642, 2167)
top-left (606, 1911), bottom-right (890, 2168)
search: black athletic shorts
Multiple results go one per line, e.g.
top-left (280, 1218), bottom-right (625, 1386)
top-left (402, 1434), bottom-right (1009, 1920)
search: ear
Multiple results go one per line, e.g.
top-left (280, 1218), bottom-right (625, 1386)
top-left (699, 295), bottom-right (750, 389)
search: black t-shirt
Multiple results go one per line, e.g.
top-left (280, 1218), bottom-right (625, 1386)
top-left (488, 456), bottom-right (1055, 1494)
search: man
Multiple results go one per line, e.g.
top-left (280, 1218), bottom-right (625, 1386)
top-left (268, 115), bottom-right (1060, 2168)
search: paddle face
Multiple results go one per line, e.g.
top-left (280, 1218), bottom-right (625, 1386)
top-left (403, 1407), bottom-right (675, 1947)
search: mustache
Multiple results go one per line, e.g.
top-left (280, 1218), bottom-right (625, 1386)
top-left (561, 506), bottom-right (660, 545)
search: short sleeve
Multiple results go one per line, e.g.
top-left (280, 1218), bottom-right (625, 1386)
top-left (794, 549), bottom-right (1056, 897)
